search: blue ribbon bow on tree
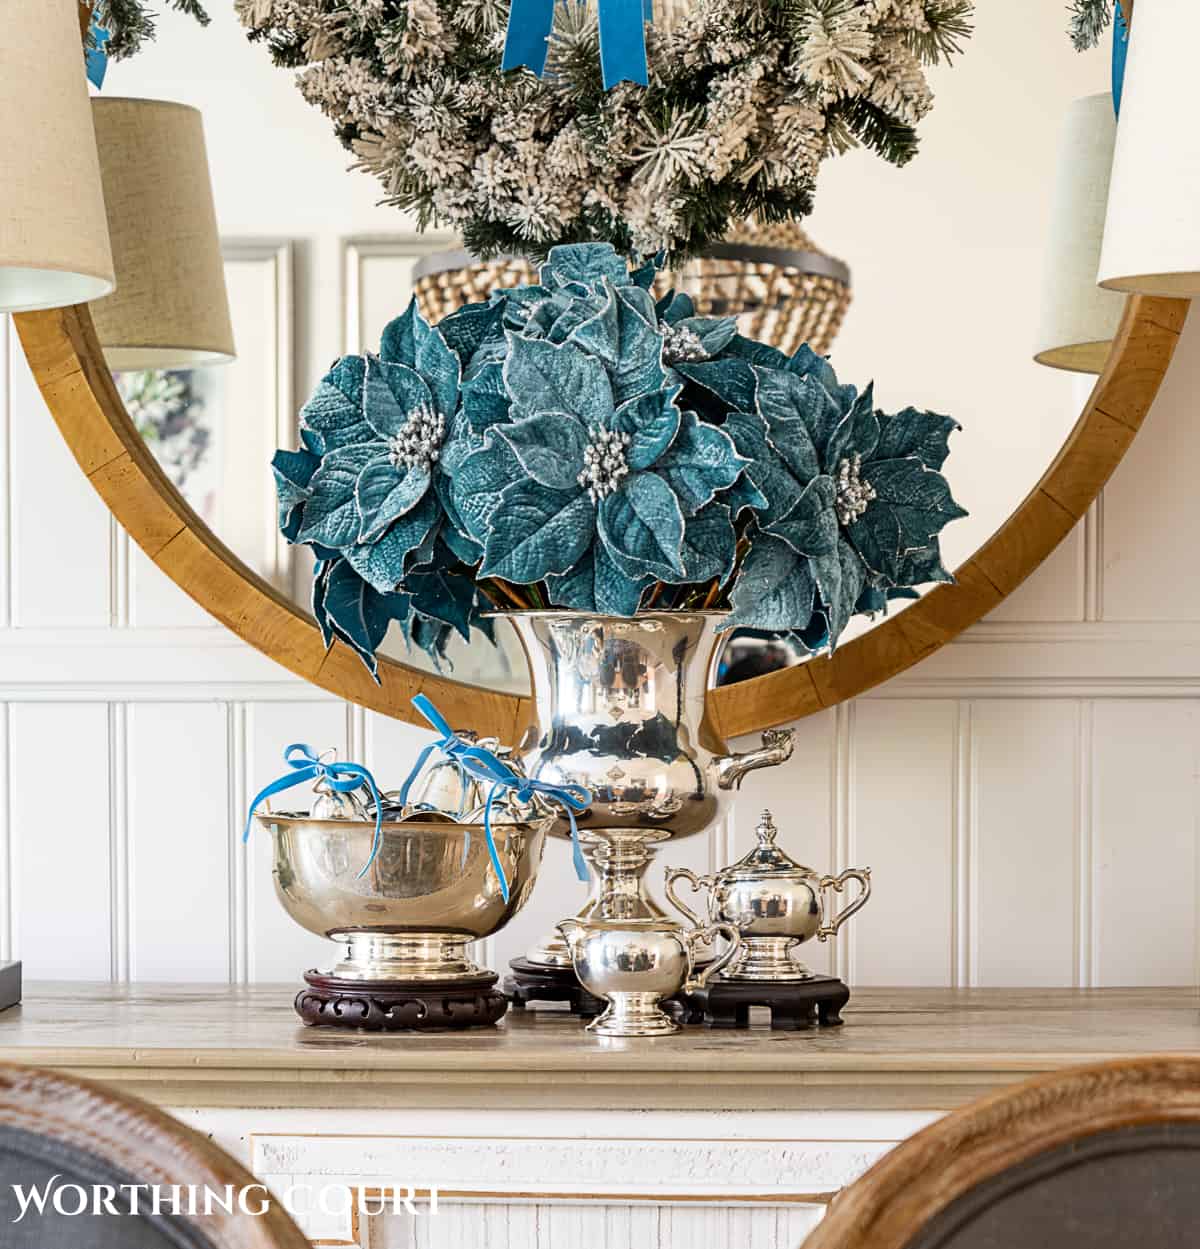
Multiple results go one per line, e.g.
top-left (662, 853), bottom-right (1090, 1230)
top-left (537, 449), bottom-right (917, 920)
top-left (400, 694), bottom-right (591, 902)
top-left (1112, 0), bottom-right (1129, 117)
top-left (502, 0), bottom-right (653, 91)
top-left (243, 745), bottom-right (385, 878)
top-left (86, 16), bottom-right (111, 89)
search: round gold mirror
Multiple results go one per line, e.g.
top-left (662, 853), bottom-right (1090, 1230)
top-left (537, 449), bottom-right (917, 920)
top-left (14, 3), bottom-right (1188, 742)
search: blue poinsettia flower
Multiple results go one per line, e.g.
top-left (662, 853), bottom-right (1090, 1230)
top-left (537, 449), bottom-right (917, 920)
top-left (273, 243), bottom-right (967, 676)
top-left (713, 345), bottom-right (965, 643)
top-left (286, 303), bottom-right (460, 592)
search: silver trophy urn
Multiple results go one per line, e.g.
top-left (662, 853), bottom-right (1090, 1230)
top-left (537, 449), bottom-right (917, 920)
top-left (506, 611), bottom-right (795, 968)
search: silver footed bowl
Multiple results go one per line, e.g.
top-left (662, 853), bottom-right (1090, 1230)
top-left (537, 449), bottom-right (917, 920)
top-left (259, 813), bottom-right (549, 982)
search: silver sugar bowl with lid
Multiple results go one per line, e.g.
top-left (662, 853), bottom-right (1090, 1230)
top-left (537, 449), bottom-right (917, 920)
top-left (665, 810), bottom-right (871, 982)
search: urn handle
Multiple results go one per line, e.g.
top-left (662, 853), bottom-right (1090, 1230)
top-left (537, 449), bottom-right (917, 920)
top-left (817, 868), bottom-right (872, 941)
top-left (683, 923), bottom-right (742, 993)
top-left (664, 866), bottom-right (716, 928)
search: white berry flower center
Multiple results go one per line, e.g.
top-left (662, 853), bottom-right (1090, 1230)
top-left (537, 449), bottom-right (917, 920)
top-left (577, 425), bottom-right (632, 503)
top-left (834, 452), bottom-right (877, 526)
top-left (387, 401), bottom-right (446, 474)
top-left (661, 323), bottom-right (709, 365)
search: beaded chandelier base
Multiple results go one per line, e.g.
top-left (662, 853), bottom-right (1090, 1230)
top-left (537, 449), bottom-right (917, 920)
top-left (412, 222), bottom-right (852, 357)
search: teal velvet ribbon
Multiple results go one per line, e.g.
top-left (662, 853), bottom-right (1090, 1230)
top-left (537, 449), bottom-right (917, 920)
top-left (501, 0), bottom-right (651, 91)
top-left (1112, 0), bottom-right (1129, 117)
top-left (86, 18), bottom-right (110, 89)
top-left (243, 745), bottom-right (385, 879)
top-left (399, 694), bottom-right (591, 901)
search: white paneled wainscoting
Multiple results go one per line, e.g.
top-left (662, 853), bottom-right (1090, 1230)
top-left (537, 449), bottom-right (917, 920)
top-left (3, 302), bottom-right (1200, 990)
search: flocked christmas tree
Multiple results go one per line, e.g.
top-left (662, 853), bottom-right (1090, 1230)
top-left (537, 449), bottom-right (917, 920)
top-left (236, 0), bottom-right (976, 261)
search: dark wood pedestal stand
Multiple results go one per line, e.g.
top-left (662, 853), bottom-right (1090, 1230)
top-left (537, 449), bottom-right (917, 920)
top-left (678, 975), bottom-right (851, 1030)
top-left (504, 958), bottom-right (606, 1016)
top-left (295, 970), bottom-right (509, 1031)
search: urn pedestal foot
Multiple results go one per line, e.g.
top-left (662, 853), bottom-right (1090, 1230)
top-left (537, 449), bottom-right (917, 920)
top-left (504, 958), bottom-right (606, 1016)
top-left (678, 975), bottom-right (851, 1030)
top-left (296, 970), bottom-right (508, 1031)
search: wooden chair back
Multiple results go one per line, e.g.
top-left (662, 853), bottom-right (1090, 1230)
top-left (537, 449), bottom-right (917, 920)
top-left (0, 1062), bottom-right (309, 1248)
top-left (805, 1056), bottom-right (1200, 1249)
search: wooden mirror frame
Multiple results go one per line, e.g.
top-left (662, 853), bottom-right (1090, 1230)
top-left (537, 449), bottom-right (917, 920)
top-left (13, 294), bottom-right (1188, 741)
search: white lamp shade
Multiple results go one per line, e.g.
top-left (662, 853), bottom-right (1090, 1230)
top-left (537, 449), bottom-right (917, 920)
top-left (1099, 1), bottom-right (1200, 295)
top-left (0, 0), bottom-right (115, 313)
top-left (1034, 94), bottom-right (1126, 374)
top-left (89, 98), bottom-right (235, 370)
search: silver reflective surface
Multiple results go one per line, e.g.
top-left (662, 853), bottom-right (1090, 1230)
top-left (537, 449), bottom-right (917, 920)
top-left (666, 827), bottom-right (871, 984)
top-left (558, 917), bottom-right (741, 1037)
top-left (261, 813), bottom-right (548, 981)
top-left (509, 611), bottom-right (794, 963)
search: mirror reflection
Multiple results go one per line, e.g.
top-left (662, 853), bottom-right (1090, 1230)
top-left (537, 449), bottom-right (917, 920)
top-left (98, 1), bottom-right (1111, 695)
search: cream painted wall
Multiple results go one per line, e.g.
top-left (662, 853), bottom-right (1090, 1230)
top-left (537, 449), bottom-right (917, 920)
top-left (0, 7), bottom-right (1194, 988)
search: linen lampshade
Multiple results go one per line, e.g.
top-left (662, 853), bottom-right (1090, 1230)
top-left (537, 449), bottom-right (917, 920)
top-left (89, 98), bottom-right (235, 369)
top-left (1034, 94), bottom-right (1126, 374)
top-left (0, 0), bottom-right (115, 313)
top-left (1098, 0), bottom-right (1200, 295)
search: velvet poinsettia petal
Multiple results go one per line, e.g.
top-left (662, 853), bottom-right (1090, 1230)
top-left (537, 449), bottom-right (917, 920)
top-left (847, 457), bottom-right (967, 583)
top-left (673, 359), bottom-right (758, 414)
top-left (597, 473), bottom-right (686, 580)
top-left (343, 494), bottom-right (439, 594)
top-left (322, 559), bottom-right (411, 678)
top-left (480, 480), bottom-right (596, 584)
top-left (722, 532), bottom-right (817, 633)
top-left (823, 384), bottom-right (881, 472)
top-left (656, 290), bottom-right (695, 323)
top-left (754, 368), bottom-right (829, 483)
top-left (676, 503), bottom-right (737, 584)
top-left (765, 474), bottom-right (838, 558)
top-left (611, 389), bottom-right (682, 470)
top-left (272, 447), bottom-right (321, 540)
top-left (437, 300), bottom-right (504, 366)
top-left (502, 333), bottom-right (614, 424)
top-left (811, 536), bottom-right (869, 650)
top-left (299, 358), bottom-right (373, 452)
top-left (721, 334), bottom-right (788, 370)
top-left (787, 344), bottom-right (860, 413)
top-left (439, 518), bottom-right (483, 566)
top-left (497, 411), bottom-right (589, 491)
top-left (378, 299), bottom-right (461, 418)
top-left (722, 410), bottom-right (806, 526)
top-left (540, 243), bottom-right (632, 292)
top-left (355, 459), bottom-right (432, 544)
top-left (547, 544), bottom-right (650, 616)
top-left (874, 407), bottom-right (961, 471)
top-left (451, 440), bottom-right (522, 545)
top-left (571, 283), bottom-right (666, 405)
top-left (311, 560), bottom-right (336, 651)
top-left (406, 560), bottom-right (479, 642)
top-left (654, 409), bottom-right (748, 515)
top-left (362, 357), bottom-right (434, 441)
top-left (295, 444), bottom-right (379, 549)
top-left (461, 359), bottom-right (512, 433)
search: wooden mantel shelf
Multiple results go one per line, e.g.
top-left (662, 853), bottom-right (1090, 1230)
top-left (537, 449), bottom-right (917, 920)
top-left (1, 984), bottom-right (1196, 1112)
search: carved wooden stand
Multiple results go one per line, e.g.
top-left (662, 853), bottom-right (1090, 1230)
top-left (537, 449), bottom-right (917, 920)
top-left (295, 971), bottom-right (508, 1032)
top-left (678, 975), bottom-right (851, 1031)
top-left (504, 958), bottom-right (606, 1017)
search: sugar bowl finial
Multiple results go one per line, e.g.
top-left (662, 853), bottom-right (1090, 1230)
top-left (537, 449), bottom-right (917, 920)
top-left (756, 810), bottom-right (779, 846)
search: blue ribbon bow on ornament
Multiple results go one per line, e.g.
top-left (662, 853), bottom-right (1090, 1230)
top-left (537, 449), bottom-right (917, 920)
top-left (243, 745), bottom-right (385, 878)
top-left (399, 694), bottom-right (591, 902)
top-left (502, 0), bottom-right (653, 91)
